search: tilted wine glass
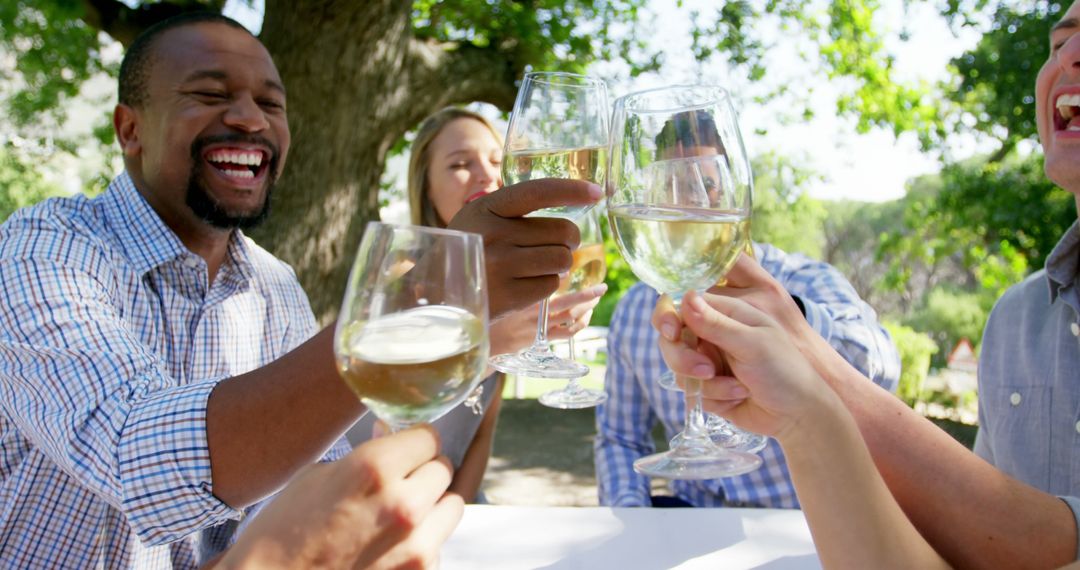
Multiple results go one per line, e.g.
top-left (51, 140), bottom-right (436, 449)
top-left (489, 71), bottom-right (610, 379)
top-left (607, 84), bottom-right (762, 479)
top-left (335, 222), bottom-right (489, 432)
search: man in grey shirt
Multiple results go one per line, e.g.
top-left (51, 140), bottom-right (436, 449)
top-left (972, 0), bottom-right (1080, 544)
top-left (975, 222), bottom-right (1080, 501)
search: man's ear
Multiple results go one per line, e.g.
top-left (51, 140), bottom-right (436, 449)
top-left (113, 103), bottom-right (141, 157)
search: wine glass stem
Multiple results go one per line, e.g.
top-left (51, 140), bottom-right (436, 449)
top-left (682, 376), bottom-right (710, 441)
top-left (670, 293), bottom-right (710, 445)
top-left (532, 296), bottom-right (552, 348)
top-left (568, 332), bottom-right (576, 361)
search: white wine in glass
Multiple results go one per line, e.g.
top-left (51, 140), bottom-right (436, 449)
top-left (607, 84), bottom-right (762, 479)
top-left (489, 71), bottom-right (610, 379)
top-left (335, 223), bottom-right (489, 431)
top-left (504, 146), bottom-right (608, 220)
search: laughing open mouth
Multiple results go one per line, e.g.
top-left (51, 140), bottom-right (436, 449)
top-left (1055, 93), bottom-right (1080, 132)
top-left (203, 148), bottom-right (270, 181)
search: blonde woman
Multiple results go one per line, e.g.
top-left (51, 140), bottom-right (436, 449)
top-left (348, 108), bottom-right (605, 502)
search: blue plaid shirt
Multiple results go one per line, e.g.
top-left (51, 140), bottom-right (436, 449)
top-left (595, 242), bottom-right (900, 508)
top-left (0, 172), bottom-right (348, 569)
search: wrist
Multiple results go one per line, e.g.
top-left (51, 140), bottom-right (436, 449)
top-left (774, 385), bottom-right (847, 450)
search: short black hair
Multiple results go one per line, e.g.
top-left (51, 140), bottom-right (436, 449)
top-left (655, 109), bottom-right (725, 157)
top-left (118, 12), bottom-right (253, 108)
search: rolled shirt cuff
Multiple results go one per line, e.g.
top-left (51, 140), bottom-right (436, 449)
top-left (118, 377), bottom-right (239, 545)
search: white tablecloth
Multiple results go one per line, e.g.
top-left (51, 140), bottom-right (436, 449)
top-left (441, 505), bottom-right (821, 569)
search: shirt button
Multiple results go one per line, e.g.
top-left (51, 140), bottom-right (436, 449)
top-left (183, 256), bottom-right (200, 269)
top-left (1071, 322), bottom-right (1080, 337)
top-left (1009, 392), bottom-right (1022, 406)
top-left (1076, 420), bottom-right (1080, 434)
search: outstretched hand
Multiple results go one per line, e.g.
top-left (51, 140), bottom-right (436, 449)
top-left (448, 179), bottom-right (603, 320)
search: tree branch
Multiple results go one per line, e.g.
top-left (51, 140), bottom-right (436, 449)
top-left (79, 0), bottom-right (227, 47)
top-left (401, 37), bottom-right (522, 127)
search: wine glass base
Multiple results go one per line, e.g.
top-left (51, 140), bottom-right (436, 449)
top-left (671, 428), bottom-right (770, 454)
top-left (490, 350), bottom-right (589, 379)
top-left (657, 370), bottom-right (683, 392)
top-left (539, 387), bottom-right (607, 409)
top-left (704, 415), bottom-right (769, 454)
top-left (633, 446), bottom-right (762, 480)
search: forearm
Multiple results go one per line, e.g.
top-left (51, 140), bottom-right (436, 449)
top-left (449, 379), bottom-right (504, 502)
top-left (780, 394), bottom-right (947, 570)
top-left (813, 333), bottom-right (1077, 568)
top-left (207, 326), bottom-right (365, 508)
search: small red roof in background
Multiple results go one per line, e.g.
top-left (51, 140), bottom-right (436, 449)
top-left (947, 338), bottom-right (978, 372)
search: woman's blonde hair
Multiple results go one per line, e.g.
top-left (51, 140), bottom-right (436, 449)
top-left (407, 107), bottom-right (504, 228)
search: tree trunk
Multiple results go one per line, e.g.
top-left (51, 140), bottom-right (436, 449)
top-left (255, 0), bottom-right (519, 323)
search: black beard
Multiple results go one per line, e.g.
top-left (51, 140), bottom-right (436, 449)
top-left (186, 134), bottom-right (280, 230)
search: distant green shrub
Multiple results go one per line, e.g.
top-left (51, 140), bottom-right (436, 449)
top-left (885, 321), bottom-right (939, 406)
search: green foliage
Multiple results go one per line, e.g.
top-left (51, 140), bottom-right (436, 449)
top-left (0, 2), bottom-right (110, 132)
top-left (410, 1), bottom-right (656, 77)
top-left (819, 198), bottom-right (908, 312)
top-left (825, 0), bottom-right (945, 149)
top-left (0, 143), bottom-right (63, 222)
top-left (935, 153), bottom-right (1071, 270)
top-left (903, 288), bottom-right (987, 369)
top-left (749, 152), bottom-right (828, 258)
top-left (883, 321), bottom-right (939, 407)
top-left (877, 151), bottom-right (1068, 319)
top-left (948, 1), bottom-right (1061, 150)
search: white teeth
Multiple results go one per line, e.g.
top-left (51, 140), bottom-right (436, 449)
top-left (222, 168), bottom-right (255, 179)
top-left (207, 150), bottom-right (264, 167)
top-left (1057, 93), bottom-right (1080, 107)
top-left (1069, 125), bottom-right (1080, 131)
top-left (1056, 94), bottom-right (1080, 120)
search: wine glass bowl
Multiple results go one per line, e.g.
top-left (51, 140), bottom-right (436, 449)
top-left (335, 223), bottom-right (489, 432)
top-left (503, 72), bottom-right (609, 221)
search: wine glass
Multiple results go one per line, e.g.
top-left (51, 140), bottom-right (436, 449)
top-left (335, 222), bottom-right (489, 432)
top-left (538, 209), bottom-right (608, 409)
top-left (489, 71), bottom-right (610, 379)
top-left (607, 84), bottom-right (762, 479)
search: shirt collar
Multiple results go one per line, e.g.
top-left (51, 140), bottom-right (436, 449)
top-left (101, 171), bottom-right (256, 283)
top-left (222, 231), bottom-right (256, 286)
top-left (1046, 219), bottom-right (1080, 302)
top-left (101, 172), bottom-right (188, 276)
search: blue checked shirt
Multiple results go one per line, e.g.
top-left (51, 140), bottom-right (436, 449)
top-left (0, 172), bottom-right (348, 569)
top-left (595, 242), bottom-right (900, 508)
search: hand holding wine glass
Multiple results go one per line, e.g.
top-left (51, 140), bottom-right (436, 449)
top-left (607, 84), bottom-right (761, 479)
top-left (489, 71), bottom-right (610, 379)
top-left (334, 223), bottom-right (489, 432)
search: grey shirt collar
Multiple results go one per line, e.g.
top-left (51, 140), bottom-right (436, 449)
top-left (1045, 219), bottom-right (1080, 303)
